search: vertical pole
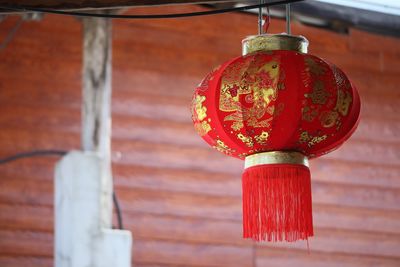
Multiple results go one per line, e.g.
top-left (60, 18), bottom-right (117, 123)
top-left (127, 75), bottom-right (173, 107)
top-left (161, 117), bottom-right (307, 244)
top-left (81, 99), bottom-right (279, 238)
top-left (82, 16), bottom-right (112, 160)
top-left (55, 14), bottom-right (132, 267)
top-left (286, 4), bottom-right (291, 35)
top-left (258, 0), bottom-right (264, 35)
top-left (82, 15), bottom-right (113, 229)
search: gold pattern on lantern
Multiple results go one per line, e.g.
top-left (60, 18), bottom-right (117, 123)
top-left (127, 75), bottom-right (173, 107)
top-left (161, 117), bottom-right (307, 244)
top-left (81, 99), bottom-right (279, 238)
top-left (305, 80), bottom-right (330, 105)
top-left (266, 106), bottom-right (275, 115)
top-left (213, 139), bottom-right (236, 155)
top-left (254, 131), bottom-right (269, 144)
top-left (308, 135), bottom-right (327, 147)
top-left (194, 121), bottom-right (212, 136)
top-left (219, 57), bottom-right (281, 131)
top-left (194, 95), bottom-right (208, 121)
top-left (331, 64), bottom-right (346, 89)
top-left (247, 116), bottom-right (273, 128)
top-left (335, 90), bottom-right (352, 116)
top-left (302, 106), bottom-right (320, 122)
top-left (238, 133), bottom-right (254, 147)
top-left (300, 131), bottom-right (327, 147)
top-left (300, 131), bottom-right (311, 143)
top-left (305, 57), bottom-right (326, 75)
top-left (238, 153), bottom-right (248, 159)
top-left (231, 121), bottom-right (244, 131)
top-left (320, 111), bottom-right (339, 128)
top-left (261, 87), bottom-right (277, 106)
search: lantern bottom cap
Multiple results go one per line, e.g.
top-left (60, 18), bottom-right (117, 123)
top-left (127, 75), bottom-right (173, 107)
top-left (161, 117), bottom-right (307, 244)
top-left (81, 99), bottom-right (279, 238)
top-left (244, 151), bottom-right (309, 169)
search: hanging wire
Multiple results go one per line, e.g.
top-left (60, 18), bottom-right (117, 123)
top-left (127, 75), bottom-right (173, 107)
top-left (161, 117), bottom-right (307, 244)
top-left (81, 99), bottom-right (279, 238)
top-left (0, 0), bottom-right (305, 20)
top-left (265, 2), bottom-right (271, 33)
top-left (258, 0), bottom-right (264, 35)
top-left (286, 3), bottom-right (291, 34)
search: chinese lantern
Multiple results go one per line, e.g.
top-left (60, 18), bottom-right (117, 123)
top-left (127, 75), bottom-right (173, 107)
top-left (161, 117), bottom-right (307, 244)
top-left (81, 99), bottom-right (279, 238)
top-left (191, 34), bottom-right (360, 242)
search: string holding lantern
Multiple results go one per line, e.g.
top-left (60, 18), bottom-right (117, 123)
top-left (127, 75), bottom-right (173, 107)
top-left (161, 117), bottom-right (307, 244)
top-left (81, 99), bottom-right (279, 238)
top-left (191, 34), bottom-right (360, 242)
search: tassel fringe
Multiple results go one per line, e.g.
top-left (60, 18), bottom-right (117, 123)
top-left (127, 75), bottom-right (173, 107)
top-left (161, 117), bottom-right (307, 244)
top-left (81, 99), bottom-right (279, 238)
top-left (242, 164), bottom-right (313, 242)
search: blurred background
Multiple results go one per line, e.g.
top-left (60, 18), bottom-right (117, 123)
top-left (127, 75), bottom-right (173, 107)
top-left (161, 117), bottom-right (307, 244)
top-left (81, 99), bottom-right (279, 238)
top-left (0, 1), bottom-right (399, 266)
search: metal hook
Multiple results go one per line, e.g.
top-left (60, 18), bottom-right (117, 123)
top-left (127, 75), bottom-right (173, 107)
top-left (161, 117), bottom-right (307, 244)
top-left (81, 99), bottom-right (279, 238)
top-left (265, 3), bottom-right (270, 33)
top-left (258, 0), bottom-right (270, 35)
top-left (258, 0), bottom-right (264, 35)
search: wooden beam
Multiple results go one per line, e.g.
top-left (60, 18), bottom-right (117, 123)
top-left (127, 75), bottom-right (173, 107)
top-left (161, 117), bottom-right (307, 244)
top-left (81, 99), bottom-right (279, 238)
top-left (0, 0), bottom-right (238, 10)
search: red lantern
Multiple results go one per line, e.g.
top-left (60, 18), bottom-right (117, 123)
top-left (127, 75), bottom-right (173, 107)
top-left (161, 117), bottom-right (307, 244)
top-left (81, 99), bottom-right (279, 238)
top-left (191, 34), bottom-right (360, 242)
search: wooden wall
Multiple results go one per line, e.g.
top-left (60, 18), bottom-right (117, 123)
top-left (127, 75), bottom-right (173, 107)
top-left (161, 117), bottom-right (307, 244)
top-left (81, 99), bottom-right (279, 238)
top-left (0, 5), bottom-right (400, 267)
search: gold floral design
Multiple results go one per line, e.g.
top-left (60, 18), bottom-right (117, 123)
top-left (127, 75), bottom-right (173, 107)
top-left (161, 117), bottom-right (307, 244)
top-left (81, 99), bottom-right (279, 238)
top-left (213, 139), bottom-right (236, 155)
top-left (300, 131), bottom-right (327, 147)
top-left (231, 121), bottom-right (244, 131)
top-left (300, 131), bottom-right (311, 143)
top-left (254, 131), bottom-right (269, 144)
top-left (305, 57), bottom-right (326, 75)
top-left (302, 106), bottom-right (320, 122)
top-left (219, 56), bottom-right (281, 132)
top-left (237, 133), bottom-right (254, 147)
top-left (305, 80), bottom-right (330, 105)
top-left (320, 111), bottom-right (339, 128)
top-left (194, 121), bottom-right (211, 136)
top-left (335, 90), bottom-right (352, 116)
top-left (194, 95), bottom-right (207, 121)
top-left (308, 135), bottom-right (327, 147)
top-left (238, 153), bottom-right (248, 159)
top-left (302, 57), bottom-right (327, 88)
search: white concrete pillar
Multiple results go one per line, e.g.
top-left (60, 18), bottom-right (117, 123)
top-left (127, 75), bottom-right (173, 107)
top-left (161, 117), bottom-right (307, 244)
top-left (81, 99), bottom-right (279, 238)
top-left (55, 151), bottom-right (132, 267)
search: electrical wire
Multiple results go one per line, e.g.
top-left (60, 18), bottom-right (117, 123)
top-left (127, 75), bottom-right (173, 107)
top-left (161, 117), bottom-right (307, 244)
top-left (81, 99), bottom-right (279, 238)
top-left (0, 150), bottom-right (124, 230)
top-left (113, 190), bottom-right (124, 230)
top-left (0, 0), bottom-right (305, 19)
top-left (0, 16), bottom-right (23, 51)
top-left (0, 150), bottom-right (67, 163)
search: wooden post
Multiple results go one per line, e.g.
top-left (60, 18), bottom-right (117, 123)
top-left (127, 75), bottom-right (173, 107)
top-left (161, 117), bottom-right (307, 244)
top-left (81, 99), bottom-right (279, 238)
top-left (55, 15), bottom-right (132, 267)
top-left (82, 16), bottom-right (112, 160)
top-left (82, 15), bottom-right (113, 228)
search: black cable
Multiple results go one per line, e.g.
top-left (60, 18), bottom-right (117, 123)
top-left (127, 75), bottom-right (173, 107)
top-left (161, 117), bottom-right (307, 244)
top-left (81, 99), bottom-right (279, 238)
top-left (0, 150), bottom-right (67, 164)
top-left (0, 150), bottom-right (124, 230)
top-left (0, 0), bottom-right (305, 19)
top-left (113, 191), bottom-right (124, 230)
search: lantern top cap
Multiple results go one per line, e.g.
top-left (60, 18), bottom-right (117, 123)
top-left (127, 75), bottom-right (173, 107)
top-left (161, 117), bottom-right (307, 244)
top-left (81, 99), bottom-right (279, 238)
top-left (242, 34), bottom-right (309, 55)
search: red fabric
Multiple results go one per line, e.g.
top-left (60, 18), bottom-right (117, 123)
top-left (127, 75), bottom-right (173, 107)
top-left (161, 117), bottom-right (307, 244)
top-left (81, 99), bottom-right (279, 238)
top-left (191, 50), bottom-right (361, 160)
top-left (242, 164), bottom-right (313, 242)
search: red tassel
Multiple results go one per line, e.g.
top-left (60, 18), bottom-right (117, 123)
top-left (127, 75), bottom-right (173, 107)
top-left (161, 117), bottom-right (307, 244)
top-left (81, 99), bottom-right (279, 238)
top-left (242, 164), bottom-right (313, 242)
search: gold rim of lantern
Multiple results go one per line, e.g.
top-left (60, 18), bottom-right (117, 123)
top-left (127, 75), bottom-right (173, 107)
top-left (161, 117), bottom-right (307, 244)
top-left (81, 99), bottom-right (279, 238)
top-left (242, 34), bottom-right (309, 55)
top-left (244, 151), bottom-right (309, 169)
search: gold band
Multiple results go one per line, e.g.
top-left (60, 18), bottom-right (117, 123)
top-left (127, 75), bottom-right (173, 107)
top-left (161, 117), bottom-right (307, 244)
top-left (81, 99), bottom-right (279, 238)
top-left (242, 34), bottom-right (309, 55)
top-left (244, 151), bottom-right (309, 169)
